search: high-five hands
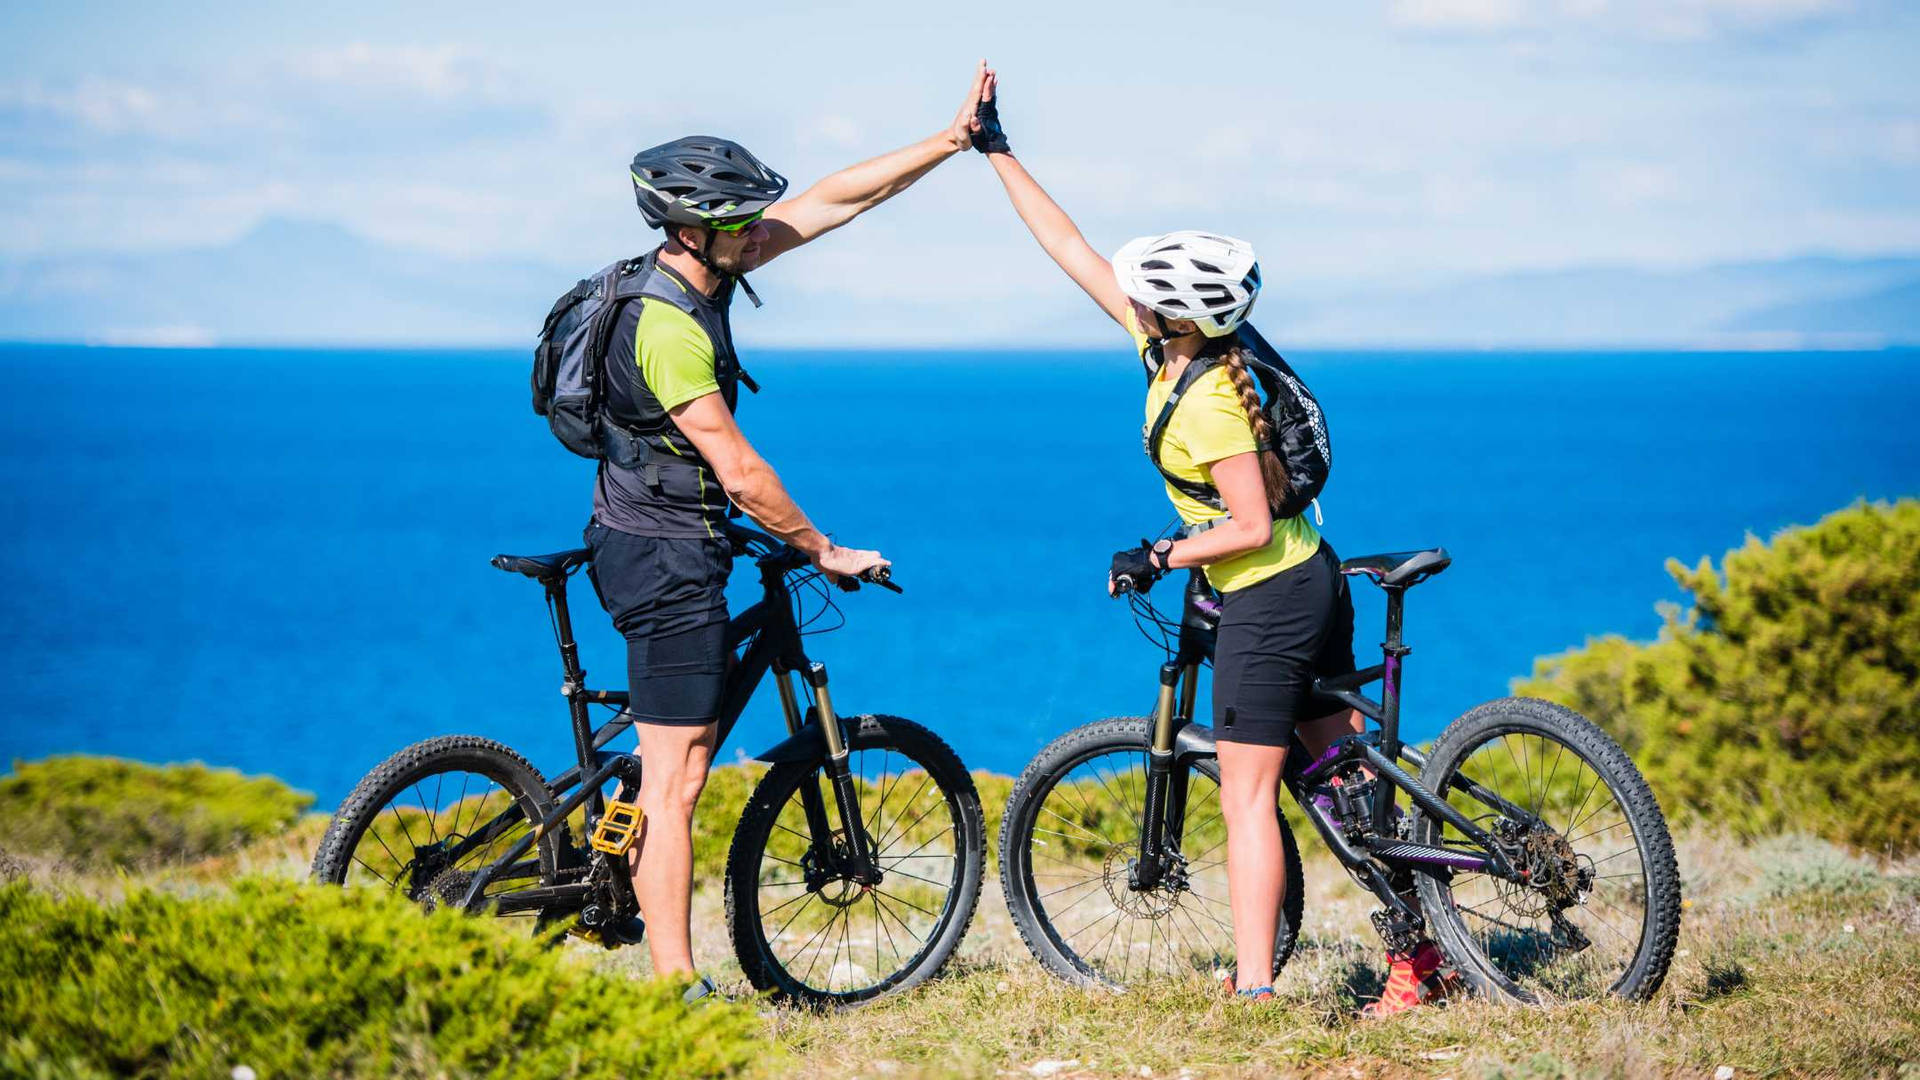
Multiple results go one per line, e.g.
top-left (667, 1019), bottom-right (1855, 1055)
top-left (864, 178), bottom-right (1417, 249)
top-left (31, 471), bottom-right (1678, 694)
top-left (948, 60), bottom-right (993, 152)
top-left (970, 65), bottom-right (1008, 154)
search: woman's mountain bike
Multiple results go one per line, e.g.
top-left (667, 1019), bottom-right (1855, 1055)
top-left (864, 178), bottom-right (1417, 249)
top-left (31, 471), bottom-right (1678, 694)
top-left (998, 547), bottom-right (1681, 1003)
top-left (310, 522), bottom-right (985, 1007)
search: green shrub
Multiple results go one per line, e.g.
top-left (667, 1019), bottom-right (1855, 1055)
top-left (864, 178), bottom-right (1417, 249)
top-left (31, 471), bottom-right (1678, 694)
top-left (693, 763), bottom-right (766, 887)
top-left (0, 878), bottom-right (762, 1079)
top-left (0, 756), bottom-right (313, 869)
top-left (1517, 500), bottom-right (1920, 854)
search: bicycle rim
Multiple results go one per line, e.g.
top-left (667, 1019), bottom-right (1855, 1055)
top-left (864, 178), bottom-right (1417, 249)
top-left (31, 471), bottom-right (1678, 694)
top-left (316, 743), bottom-right (557, 920)
top-left (1422, 726), bottom-right (1657, 999)
top-left (736, 741), bottom-right (972, 1002)
top-left (1018, 745), bottom-right (1252, 987)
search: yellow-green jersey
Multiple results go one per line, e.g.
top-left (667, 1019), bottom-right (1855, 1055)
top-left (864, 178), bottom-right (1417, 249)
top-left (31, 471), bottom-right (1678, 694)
top-left (1126, 310), bottom-right (1321, 593)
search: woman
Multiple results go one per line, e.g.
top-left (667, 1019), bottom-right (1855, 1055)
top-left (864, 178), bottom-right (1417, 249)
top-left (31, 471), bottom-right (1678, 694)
top-left (970, 71), bottom-right (1452, 1015)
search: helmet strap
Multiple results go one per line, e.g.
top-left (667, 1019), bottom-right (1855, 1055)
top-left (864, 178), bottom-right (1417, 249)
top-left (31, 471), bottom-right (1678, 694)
top-left (684, 225), bottom-right (763, 309)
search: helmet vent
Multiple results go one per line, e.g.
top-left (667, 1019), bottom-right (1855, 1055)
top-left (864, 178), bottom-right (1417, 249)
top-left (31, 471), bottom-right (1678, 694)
top-left (1140, 259), bottom-right (1174, 271)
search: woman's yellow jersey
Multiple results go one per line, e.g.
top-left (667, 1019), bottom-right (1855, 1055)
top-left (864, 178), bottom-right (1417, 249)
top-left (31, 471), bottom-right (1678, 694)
top-left (1127, 311), bottom-right (1321, 593)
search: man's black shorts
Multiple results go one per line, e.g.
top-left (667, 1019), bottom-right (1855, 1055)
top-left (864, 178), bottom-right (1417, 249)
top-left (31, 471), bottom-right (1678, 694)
top-left (1211, 540), bottom-right (1357, 748)
top-left (584, 521), bottom-right (732, 726)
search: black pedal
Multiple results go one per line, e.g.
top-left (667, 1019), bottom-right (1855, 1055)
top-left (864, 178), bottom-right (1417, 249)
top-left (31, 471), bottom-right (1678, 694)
top-left (1370, 907), bottom-right (1425, 954)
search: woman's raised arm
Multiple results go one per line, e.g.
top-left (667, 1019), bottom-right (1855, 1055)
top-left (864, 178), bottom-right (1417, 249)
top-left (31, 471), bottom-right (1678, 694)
top-left (978, 75), bottom-right (1130, 329)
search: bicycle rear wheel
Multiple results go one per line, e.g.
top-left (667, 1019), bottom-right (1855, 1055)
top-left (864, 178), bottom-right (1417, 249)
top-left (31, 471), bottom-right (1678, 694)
top-left (1413, 697), bottom-right (1681, 1002)
top-left (724, 715), bottom-right (984, 1006)
top-left (1000, 717), bottom-right (1304, 990)
top-left (310, 735), bottom-right (564, 920)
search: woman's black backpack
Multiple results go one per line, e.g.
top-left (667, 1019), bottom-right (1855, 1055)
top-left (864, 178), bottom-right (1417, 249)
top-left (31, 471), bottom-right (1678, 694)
top-left (1143, 324), bottom-right (1331, 521)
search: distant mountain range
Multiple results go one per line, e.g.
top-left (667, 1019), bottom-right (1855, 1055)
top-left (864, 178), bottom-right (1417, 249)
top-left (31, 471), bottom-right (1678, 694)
top-left (1, 218), bottom-right (1915, 349)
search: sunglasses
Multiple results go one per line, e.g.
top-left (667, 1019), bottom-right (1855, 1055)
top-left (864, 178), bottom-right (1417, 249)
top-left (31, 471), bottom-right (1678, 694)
top-left (709, 210), bottom-right (765, 233)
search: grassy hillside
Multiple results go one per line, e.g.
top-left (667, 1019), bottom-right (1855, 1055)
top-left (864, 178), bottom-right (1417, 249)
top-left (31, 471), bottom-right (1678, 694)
top-left (4, 757), bottom-right (1915, 1079)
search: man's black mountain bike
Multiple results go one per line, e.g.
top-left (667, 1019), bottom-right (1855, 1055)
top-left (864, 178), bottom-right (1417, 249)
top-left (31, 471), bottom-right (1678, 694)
top-left (998, 547), bottom-right (1681, 1003)
top-left (311, 523), bottom-right (985, 1007)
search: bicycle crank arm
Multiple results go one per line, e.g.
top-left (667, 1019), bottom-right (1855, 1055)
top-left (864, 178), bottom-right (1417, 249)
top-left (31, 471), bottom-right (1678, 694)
top-left (489, 882), bottom-right (594, 916)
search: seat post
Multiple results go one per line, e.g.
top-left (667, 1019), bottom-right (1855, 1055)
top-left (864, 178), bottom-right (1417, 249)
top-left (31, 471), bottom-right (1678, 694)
top-left (1376, 586), bottom-right (1411, 826)
top-left (548, 579), bottom-right (597, 772)
top-left (549, 579), bottom-right (585, 683)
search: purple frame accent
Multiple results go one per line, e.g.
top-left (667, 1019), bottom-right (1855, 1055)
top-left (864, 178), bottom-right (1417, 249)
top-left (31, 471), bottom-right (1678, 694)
top-left (1387, 847), bottom-right (1492, 871)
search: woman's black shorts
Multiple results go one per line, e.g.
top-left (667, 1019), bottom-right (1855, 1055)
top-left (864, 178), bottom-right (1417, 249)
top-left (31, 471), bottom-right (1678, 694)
top-left (584, 521), bottom-right (733, 726)
top-left (1212, 540), bottom-right (1357, 748)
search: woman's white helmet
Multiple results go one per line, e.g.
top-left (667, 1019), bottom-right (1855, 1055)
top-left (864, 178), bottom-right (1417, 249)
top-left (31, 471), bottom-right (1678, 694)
top-left (1111, 231), bottom-right (1261, 338)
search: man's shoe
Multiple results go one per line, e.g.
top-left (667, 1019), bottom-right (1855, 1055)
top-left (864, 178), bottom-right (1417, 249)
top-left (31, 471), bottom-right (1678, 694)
top-left (682, 974), bottom-right (720, 1005)
top-left (602, 914), bottom-right (647, 947)
top-left (1359, 940), bottom-right (1457, 1018)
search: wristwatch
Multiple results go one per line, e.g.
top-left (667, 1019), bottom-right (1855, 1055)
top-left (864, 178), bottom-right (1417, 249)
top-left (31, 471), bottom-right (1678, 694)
top-left (1150, 538), bottom-right (1175, 571)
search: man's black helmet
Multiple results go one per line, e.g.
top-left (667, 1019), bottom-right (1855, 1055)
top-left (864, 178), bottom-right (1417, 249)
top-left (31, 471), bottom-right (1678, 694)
top-left (630, 136), bottom-right (789, 230)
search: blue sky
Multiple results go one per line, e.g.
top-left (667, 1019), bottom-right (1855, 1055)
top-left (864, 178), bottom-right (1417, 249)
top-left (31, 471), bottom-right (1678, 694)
top-left (2, 0), bottom-right (1917, 344)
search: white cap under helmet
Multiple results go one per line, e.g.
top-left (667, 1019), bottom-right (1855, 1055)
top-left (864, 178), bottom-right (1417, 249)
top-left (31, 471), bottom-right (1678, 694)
top-left (1111, 231), bottom-right (1261, 338)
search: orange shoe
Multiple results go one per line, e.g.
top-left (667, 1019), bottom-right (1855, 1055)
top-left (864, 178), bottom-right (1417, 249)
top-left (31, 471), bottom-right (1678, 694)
top-left (1360, 940), bottom-right (1456, 1018)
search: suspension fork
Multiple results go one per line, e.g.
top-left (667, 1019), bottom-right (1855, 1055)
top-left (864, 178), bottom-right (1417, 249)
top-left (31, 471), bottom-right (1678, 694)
top-left (1130, 661), bottom-right (1195, 891)
top-left (798, 661), bottom-right (881, 886)
top-left (773, 658), bottom-right (837, 880)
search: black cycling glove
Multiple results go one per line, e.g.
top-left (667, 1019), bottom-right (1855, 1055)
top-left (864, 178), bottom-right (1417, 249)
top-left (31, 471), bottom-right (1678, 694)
top-left (1109, 539), bottom-right (1164, 595)
top-left (971, 94), bottom-right (1011, 154)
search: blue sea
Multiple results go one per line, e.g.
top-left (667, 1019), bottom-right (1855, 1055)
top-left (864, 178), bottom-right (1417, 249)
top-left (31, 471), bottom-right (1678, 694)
top-left (2, 344), bottom-right (1916, 806)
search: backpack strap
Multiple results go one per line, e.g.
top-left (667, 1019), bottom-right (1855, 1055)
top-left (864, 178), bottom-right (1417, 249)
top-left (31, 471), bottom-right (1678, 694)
top-left (1143, 355), bottom-right (1230, 511)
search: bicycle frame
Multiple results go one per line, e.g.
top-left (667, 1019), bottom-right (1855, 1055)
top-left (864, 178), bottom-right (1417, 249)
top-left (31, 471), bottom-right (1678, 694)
top-left (453, 528), bottom-right (881, 914)
top-left (1126, 570), bottom-right (1533, 920)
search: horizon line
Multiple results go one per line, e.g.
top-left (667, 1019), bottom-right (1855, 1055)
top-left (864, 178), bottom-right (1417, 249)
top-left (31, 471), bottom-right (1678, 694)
top-left (2, 335), bottom-right (1915, 355)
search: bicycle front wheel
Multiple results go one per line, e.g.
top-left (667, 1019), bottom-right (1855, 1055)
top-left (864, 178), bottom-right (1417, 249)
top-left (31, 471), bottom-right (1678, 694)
top-left (724, 714), bottom-right (985, 1006)
top-left (1413, 697), bottom-right (1682, 1002)
top-left (999, 717), bottom-right (1304, 991)
top-left (310, 735), bottom-right (564, 920)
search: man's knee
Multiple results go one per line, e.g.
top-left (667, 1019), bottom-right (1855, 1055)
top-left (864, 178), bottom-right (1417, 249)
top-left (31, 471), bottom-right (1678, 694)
top-left (637, 758), bottom-right (710, 821)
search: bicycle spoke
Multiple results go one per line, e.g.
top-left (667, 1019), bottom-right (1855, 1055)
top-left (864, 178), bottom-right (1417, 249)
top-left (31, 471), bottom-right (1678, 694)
top-left (351, 854), bottom-right (398, 889)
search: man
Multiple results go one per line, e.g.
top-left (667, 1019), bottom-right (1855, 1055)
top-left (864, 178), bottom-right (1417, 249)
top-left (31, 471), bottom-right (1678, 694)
top-left (584, 64), bottom-right (991, 1000)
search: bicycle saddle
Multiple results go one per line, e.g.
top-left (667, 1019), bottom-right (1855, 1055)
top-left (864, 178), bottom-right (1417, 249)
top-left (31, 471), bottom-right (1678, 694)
top-left (1339, 548), bottom-right (1451, 588)
top-left (491, 548), bottom-right (593, 584)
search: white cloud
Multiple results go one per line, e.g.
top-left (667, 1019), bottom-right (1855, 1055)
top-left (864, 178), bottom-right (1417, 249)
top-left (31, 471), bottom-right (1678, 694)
top-left (294, 42), bottom-right (508, 100)
top-left (1388, 0), bottom-right (1854, 38)
top-left (1389, 0), bottom-right (1531, 30)
top-left (800, 115), bottom-right (865, 150)
top-left (92, 324), bottom-right (218, 347)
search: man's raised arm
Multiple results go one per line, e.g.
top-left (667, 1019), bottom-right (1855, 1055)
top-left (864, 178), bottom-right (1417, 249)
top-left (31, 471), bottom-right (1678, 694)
top-left (751, 61), bottom-right (991, 266)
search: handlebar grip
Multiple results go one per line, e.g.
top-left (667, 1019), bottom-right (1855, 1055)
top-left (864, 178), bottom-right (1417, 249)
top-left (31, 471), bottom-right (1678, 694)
top-left (860, 566), bottom-right (903, 594)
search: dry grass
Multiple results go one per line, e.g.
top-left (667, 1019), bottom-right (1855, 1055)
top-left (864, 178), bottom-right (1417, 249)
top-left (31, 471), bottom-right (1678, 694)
top-left (547, 769), bottom-right (1920, 1080)
top-left (9, 769), bottom-right (1918, 1079)
top-left (680, 820), bottom-right (1918, 1079)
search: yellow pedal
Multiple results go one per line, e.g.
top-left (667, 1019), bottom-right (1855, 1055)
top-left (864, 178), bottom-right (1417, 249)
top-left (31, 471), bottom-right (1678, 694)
top-left (589, 799), bottom-right (644, 856)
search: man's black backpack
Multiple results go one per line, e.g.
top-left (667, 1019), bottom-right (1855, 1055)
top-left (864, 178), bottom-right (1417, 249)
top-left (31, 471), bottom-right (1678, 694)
top-left (530, 253), bottom-right (658, 467)
top-left (1144, 323), bottom-right (1331, 522)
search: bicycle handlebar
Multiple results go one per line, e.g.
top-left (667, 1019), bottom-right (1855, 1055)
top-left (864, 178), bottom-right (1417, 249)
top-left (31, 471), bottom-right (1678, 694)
top-left (725, 521), bottom-right (902, 594)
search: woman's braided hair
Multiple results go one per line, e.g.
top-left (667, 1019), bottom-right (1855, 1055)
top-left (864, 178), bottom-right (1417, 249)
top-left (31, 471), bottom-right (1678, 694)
top-left (1215, 342), bottom-right (1291, 513)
